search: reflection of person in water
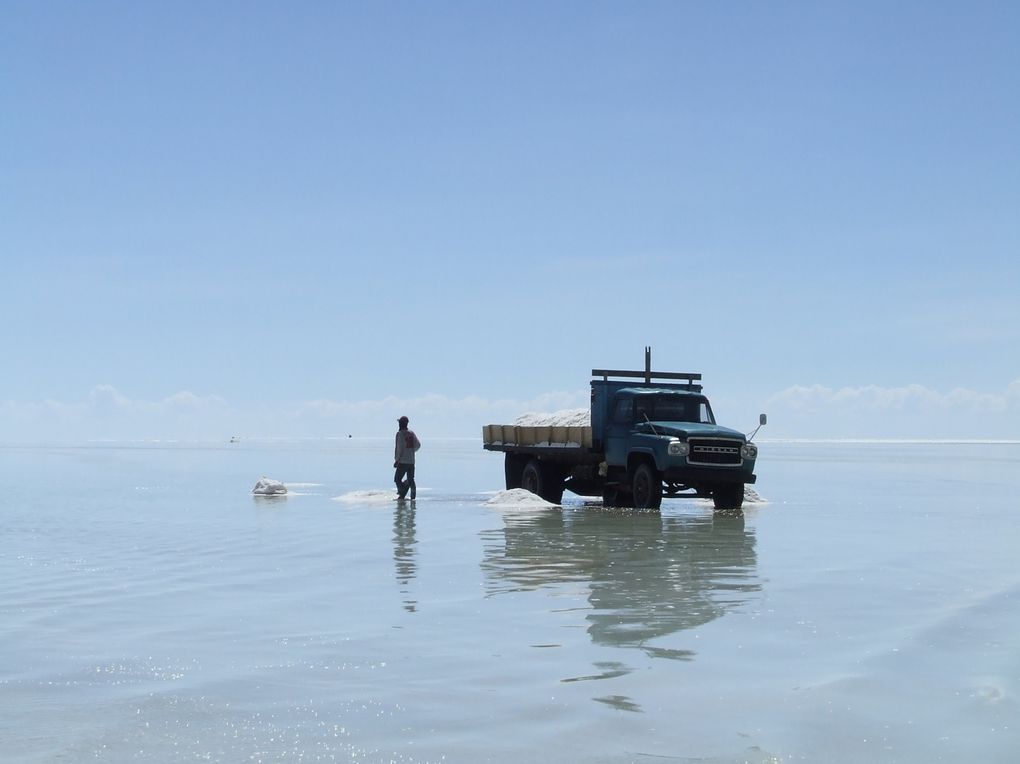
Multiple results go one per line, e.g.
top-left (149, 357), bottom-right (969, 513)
top-left (480, 509), bottom-right (759, 658)
top-left (393, 500), bottom-right (417, 612)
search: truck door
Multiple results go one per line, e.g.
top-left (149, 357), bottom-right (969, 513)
top-left (604, 395), bottom-right (633, 467)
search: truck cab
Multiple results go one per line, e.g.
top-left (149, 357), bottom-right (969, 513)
top-left (599, 386), bottom-right (757, 509)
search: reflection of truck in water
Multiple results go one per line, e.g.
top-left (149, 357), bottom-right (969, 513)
top-left (481, 507), bottom-right (759, 658)
top-left (483, 348), bottom-right (764, 510)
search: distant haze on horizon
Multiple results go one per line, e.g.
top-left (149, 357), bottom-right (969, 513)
top-left (2, 3), bottom-right (1017, 443)
top-left (3, 376), bottom-right (1018, 443)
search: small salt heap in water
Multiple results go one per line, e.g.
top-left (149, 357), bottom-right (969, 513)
top-left (252, 477), bottom-right (287, 495)
top-left (485, 488), bottom-right (559, 508)
top-left (742, 486), bottom-right (767, 503)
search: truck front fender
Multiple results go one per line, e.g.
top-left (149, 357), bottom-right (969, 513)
top-left (627, 448), bottom-right (662, 474)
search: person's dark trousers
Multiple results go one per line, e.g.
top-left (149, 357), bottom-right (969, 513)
top-left (394, 464), bottom-right (416, 499)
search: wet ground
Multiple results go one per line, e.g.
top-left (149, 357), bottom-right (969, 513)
top-left (2, 438), bottom-right (1017, 762)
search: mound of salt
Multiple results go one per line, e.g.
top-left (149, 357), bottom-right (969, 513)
top-left (513, 408), bottom-right (590, 427)
top-left (743, 486), bottom-right (768, 503)
top-left (485, 488), bottom-right (559, 508)
top-left (253, 477), bottom-right (287, 495)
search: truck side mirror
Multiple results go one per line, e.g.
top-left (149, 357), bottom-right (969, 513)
top-left (747, 413), bottom-right (767, 441)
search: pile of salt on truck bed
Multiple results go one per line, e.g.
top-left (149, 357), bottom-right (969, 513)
top-left (483, 349), bottom-right (763, 510)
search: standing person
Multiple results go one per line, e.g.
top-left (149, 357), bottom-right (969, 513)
top-left (394, 415), bottom-right (421, 500)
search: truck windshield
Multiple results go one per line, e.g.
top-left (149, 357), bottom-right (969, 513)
top-left (634, 395), bottom-right (715, 425)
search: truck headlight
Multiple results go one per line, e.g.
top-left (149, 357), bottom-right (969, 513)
top-left (741, 443), bottom-right (758, 459)
top-left (668, 440), bottom-right (689, 456)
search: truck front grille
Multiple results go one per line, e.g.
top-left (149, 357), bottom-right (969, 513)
top-left (688, 438), bottom-right (742, 466)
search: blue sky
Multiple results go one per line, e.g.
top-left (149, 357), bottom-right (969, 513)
top-left (2, 1), bottom-right (1018, 441)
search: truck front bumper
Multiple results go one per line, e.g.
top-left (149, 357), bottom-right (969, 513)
top-left (663, 466), bottom-right (756, 485)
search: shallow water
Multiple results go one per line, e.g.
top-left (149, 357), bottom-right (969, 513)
top-left (1, 439), bottom-right (1018, 762)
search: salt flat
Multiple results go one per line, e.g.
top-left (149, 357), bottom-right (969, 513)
top-left (1, 438), bottom-right (1017, 763)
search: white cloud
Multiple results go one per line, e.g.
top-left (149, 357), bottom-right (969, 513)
top-left (0, 387), bottom-right (590, 442)
top-left (769, 383), bottom-right (1011, 413)
top-left (0, 386), bottom-right (234, 442)
top-left (280, 390), bottom-right (590, 438)
top-left (3, 380), bottom-right (1016, 442)
top-left (765, 380), bottom-right (1020, 438)
top-left (88, 384), bottom-right (133, 411)
top-left (161, 390), bottom-right (229, 412)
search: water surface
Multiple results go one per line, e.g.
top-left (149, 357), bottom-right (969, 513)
top-left (2, 439), bottom-right (1017, 762)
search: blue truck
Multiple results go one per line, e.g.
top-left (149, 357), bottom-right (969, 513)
top-left (482, 349), bottom-right (763, 510)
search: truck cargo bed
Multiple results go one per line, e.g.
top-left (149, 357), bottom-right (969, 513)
top-left (482, 424), bottom-right (593, 449)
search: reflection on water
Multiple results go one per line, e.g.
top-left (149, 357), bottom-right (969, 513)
top-left (481, 507), bottom-right (760, 659)
top-left (393, 500), bottom-right (417, 612)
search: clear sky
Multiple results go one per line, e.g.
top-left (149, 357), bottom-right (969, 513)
top-left (3, 1), bottom-right (1018, 442)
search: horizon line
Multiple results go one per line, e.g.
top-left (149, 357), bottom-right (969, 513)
top-left (1, 436), bottom-right (1018, 448)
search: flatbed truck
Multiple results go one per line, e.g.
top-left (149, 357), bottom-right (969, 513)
top-left (483, 348), bottom-right (763, 510)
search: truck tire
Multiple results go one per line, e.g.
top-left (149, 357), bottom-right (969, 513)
top-left (521, 459), bottom-right (565, 505)
top-left (712, 483), bottom-right (744, 511)
top-left (631, 462), bottom-right (662, 510)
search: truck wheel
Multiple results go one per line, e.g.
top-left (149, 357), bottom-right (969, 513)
top-left (631, 462), bottom-right (662, 509)
top-left (521, 459), bottom-right (542, 495)
top-left (521, 459), bottom-right (565, 504)
top-left (712, 483), bottom-right (744, 511)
